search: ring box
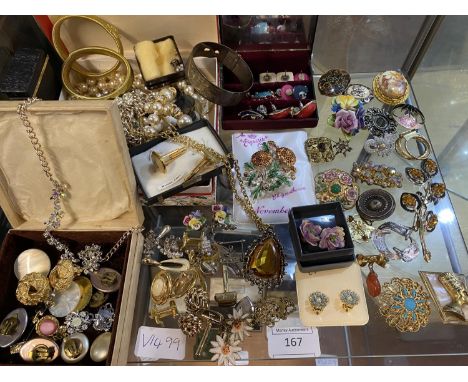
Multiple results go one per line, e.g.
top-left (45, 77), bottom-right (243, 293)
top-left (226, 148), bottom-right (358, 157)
top-left (134, 35), bottom-right (185, 90)
top-left (0, 101), bottom-right (144, 365)
top-left (289, 202), bottom-right (355, 271)
top-left (218, 15), bottom-right (319, 130)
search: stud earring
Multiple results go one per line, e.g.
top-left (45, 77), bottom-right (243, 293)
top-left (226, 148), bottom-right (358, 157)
top-left (339, 290), bottom-right (360, 312)
top-left (309, 291), bottom-right (329, 314)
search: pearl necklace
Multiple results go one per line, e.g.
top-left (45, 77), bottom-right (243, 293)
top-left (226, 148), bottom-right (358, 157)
top-left (118, 74), bottom-right (211, 146)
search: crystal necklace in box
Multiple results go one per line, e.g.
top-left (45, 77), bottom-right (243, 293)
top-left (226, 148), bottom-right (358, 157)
top-left (17, 98), bottom-right (142, 295)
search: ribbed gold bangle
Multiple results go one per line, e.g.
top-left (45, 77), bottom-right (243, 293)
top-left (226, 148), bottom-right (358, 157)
top-left (62, 46), bottom-right (133, 100)
top-left (52, 15), bottom-right (124, 78)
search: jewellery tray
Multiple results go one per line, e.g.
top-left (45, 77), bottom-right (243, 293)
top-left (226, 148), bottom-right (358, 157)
top-left (129, 119), bottom-right (229, 204)
top-left (295, 262), bottom-right (369, 327)
top-left (218, 15), bottom-right (319, 130)
top-left (0, 100), bottom-right (144, 365)
top-left (289, 202), bottom-right (355, 271)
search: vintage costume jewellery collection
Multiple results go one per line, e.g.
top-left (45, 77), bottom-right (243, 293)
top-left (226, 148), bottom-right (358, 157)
top-left (0, 12), bottom-right (455, 363)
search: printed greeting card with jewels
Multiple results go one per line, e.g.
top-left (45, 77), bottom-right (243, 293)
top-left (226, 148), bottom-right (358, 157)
top-left (232, 131), bottom-right (316, 224)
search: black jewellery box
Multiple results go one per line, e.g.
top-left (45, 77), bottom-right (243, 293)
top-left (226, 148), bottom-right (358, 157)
top-left (134, 35), bottom-right (185, 90)
top-left (0, 48), bottom-right (59, 100)
top-left (289, 202), bottom-right (355, 272)
top-left (130, 119), bottom-right (229, 204)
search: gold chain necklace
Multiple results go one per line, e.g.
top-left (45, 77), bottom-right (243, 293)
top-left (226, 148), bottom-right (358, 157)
top-left (17, 98), bottom-right (142, 282)
top-left (158, 125), bottom-right (285, 289)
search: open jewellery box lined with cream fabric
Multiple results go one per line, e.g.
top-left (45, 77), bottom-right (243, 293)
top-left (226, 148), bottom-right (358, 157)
top-left (0, 100), bottom-right (144, 365)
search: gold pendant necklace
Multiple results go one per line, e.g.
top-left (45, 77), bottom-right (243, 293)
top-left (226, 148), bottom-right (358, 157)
top-left (158, 126), bottom-right (285, 289)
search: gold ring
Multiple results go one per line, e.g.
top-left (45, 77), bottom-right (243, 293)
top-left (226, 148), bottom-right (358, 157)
top-left (62, 46), bottom-right (133, 100)
top-left (395, 131), bottom-right (431, 160)
top-left (52, 15), bottom-right (123, 78)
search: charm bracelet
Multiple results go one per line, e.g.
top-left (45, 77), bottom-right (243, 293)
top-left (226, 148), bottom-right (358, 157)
top-left (17, 98), bottom-right (142, 295)
top-left (157, 124), bottom-right (286, 289)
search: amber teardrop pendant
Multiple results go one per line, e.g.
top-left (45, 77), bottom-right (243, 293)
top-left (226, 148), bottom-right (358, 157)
top-left (244, 234), bottom-right (285, 289)
top-left (366, 269), bottom-right (381, 297)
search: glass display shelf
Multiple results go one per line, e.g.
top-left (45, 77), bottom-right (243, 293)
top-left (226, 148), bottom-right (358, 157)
top-left (126, 72), bottom-right (468, 365)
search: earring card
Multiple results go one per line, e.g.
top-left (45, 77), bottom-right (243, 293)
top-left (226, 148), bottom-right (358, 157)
top-left (295, 262), bottom-right (369, 327)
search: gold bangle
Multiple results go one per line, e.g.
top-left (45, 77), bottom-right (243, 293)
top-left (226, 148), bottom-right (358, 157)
top-left (62, 46), bottom-right (133, 100)
top-left (52, 15), bottom-right (124, 78)
top-left (395, 131), bottom-right (431, 160)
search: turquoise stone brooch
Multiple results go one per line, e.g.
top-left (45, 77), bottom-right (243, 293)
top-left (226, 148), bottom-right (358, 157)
top-left (379, 277), bottom-right (431, 332)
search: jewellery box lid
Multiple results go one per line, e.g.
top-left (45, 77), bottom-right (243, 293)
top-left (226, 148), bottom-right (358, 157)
top-left (218, 15), bottom-right (318, 52)
top-left (0, 100), bottom-right (144, 230)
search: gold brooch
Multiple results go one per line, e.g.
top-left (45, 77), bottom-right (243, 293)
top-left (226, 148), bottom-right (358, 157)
top-left (315, 169), bottom-right (359, 209)
top-left (305, 137), bottom-right (352, 163)
top-left (379, 277), bottom-right (431, 332)
top-left (16, 272), bottom-right (52, 306)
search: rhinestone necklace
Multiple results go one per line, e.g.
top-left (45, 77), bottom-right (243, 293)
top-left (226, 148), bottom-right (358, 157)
top-left (17, 98), bottom-right (142, 275)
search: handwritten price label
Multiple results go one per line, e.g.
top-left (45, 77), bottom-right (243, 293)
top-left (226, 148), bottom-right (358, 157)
top-left (134, 326), bottom-right (186, 361)
top-left (267, 326), bottom-right (321, 359)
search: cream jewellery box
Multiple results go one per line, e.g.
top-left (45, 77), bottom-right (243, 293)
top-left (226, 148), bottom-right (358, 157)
top-left (0, 100), bottom-right (144, 365)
